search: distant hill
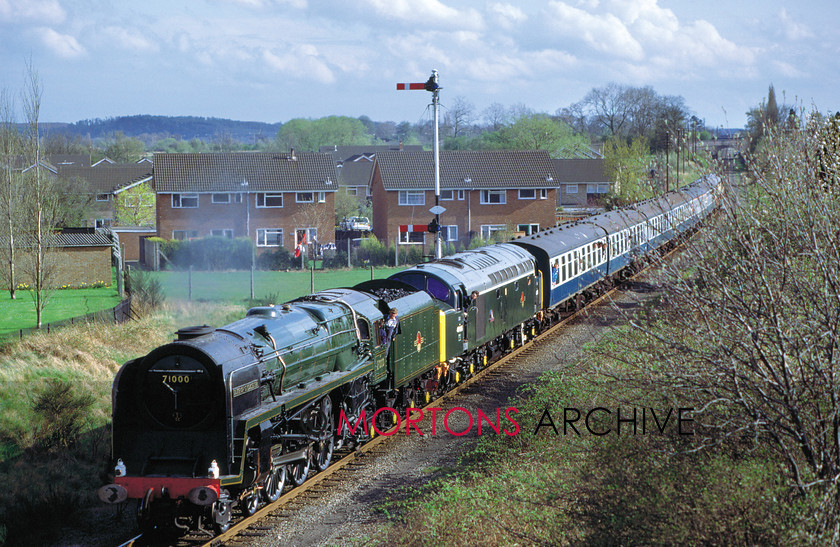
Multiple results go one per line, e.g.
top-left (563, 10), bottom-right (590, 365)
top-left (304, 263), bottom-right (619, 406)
top-left (49, 115), bottom-right (284, 143)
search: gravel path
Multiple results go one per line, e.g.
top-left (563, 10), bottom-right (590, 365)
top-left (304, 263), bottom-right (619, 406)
top-left (249, 277), bottom-right (663, 547)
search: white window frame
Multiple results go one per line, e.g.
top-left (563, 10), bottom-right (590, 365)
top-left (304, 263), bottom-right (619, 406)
top-left (296, 227), bottom-right (318, 245)
top-left (398, 190), bottom-right (425, 206)
top-left (234, 193), bottom-right (243, 203)
top-left (172, 230), bottom-right (198, 240)
top-left (211, 193), bottom-right (231, 204)
top-left (96, 193), bottom-right (110, 202)
top-left (481, 224), bottom-right (506, 239)
top-left (458, 189), bottom-right (465, 200)
top-left (210, 229), bottom-right (234, 238)
top-left (256, 228), bottom-right (283, 247)
top-left (481, 190), bottom-right (506, 205)
top-left (296, 192), bottom-right (314, 203)
top-left (566, 185), bottom-right (578, 194)
top-left (399, 230), bottom-right (425, 245)
top-left (517, 223), bottom-right (539, 236)
top-left (518, 189), bottom-right (536, 200)
top-left (540, 188), bottom-right (548, 199)
top-left (318, 191), bottom-right (326, 203)
top-left (597, 183), bottom-right (609, 194)
top-left (440, 190), bottom-right (454, 200)
top-left (442, 225), bottom-right (458, 241)
top-left (256, 193), bottom-right (283, 208)
top-left (346, 187), bottom-right (358, 196)
top-left (587, 184), bottom-right (597, 194)
top-left (172, 193), bottom-right (199, 208)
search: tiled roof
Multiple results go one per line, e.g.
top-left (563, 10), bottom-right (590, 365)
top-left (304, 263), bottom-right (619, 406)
top-left (57, 164), bottom-right (153, 193)
top-left (320, 144), bottom-right (424, 163)
top-left (338, 159), bottom-right (374, 187)
top-left (51, 231), bottom-right (113, 247)
top-left (153, 152), bottom-right (337, 193)
top-left (375, 150), bottom-right (560, 190)
top-left (552, 159), bottom-right (610, 183)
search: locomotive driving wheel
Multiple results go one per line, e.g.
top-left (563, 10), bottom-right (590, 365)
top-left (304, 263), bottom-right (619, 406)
top-left (312, 397), bottom-right (335, 472)
top-left (262, 462), bottom-right (286, 503)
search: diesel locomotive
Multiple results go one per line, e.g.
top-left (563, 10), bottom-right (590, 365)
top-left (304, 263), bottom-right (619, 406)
top-left (97, 175), bottom-right (722, 535)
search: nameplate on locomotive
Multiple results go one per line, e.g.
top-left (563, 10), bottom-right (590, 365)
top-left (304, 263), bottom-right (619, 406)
top-left (232, 380), bottom-right (259, 398)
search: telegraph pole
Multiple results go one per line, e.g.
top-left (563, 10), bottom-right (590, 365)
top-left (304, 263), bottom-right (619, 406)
top-left (397, 70), bottom-right (443, 259)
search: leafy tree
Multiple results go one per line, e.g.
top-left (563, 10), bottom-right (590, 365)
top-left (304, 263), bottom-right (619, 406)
top-left (100, 131), bottom-right (145, 162)
top-left (497, 114), bottom-right (589, 157)
top-left (334, 188), bottom-right (363, 226)
top-left (602, 135), bottom-right (654, 205)
top-left (114, 182), bottom-right (156, 226)
top-left (273, 116), bottom-right (372, 152)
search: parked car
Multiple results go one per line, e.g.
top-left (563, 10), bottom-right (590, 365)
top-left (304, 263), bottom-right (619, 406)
top-left (340, 216), bottom-right (371, 231)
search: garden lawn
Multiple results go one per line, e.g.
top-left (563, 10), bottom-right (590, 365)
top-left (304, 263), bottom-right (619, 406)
top-left (151, 267), bottom-right (405, 303)
top-left (0, 285), bottom-right (122, 336)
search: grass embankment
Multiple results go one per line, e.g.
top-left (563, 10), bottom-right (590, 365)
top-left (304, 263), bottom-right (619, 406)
top-left (0, 283), bottom-right (121, 337)
top-left (381, 329), bottom-right (810, 545)
top-left (151, 267), bottom-right (403, 302)
top-left (0, 301), bottom-right (246, 546)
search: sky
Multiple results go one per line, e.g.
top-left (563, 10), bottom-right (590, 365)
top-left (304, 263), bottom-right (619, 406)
top-left (0, 0), bottom-right (837, 130)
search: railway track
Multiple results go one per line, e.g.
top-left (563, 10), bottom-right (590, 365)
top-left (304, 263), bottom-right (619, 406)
top-left (120, 236), bottom-right (692, 547)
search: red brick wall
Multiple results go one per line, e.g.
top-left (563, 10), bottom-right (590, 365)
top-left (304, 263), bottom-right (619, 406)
top-left (373, 181), bottom-right (557, 246)
top-left (156, 192), bottom-right (335, 255)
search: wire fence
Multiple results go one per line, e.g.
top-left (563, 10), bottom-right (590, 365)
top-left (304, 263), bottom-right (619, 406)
top-left (0, 295), bottom-right (132, 344)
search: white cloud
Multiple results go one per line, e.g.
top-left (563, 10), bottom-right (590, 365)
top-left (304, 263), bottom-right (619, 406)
top-left (262, 45), bottom-right (335, 84)
top-left (546, 1), bottom-right (644, 61)
top-left (102, 26), bottom-right (159, 53)
top-left (773, 60), bottom-right (807, 78)
top-left (0, 0), bottom-right (65, 24)
top-left (37, 27), bottom-right (85, 58)
top-left (488, 3), bottom-right (527, 30)
top-left (363, 0), bottom-right (483, 30)
top-left (779, 9), bottom-right (812, 41)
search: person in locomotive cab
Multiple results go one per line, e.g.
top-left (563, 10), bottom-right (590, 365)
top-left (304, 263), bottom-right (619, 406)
top-left (384, 308), bottom-right (399, 347)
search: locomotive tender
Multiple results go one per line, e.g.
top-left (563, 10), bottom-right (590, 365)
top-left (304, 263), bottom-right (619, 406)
top-left (97, 175), bottom-right (721, 535)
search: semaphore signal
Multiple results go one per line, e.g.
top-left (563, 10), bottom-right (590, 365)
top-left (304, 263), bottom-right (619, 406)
top-left (396, 69), bottom-right (443, 259)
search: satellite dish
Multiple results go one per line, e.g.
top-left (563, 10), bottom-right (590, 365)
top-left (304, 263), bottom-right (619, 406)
top-left (430, 205), bottom-right (446, 215)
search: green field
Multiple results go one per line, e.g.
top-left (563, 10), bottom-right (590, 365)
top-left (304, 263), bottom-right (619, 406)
top-left (150, 267), bottom-right (405, 303)
top-left (0, 284), bottom-right (121, 336)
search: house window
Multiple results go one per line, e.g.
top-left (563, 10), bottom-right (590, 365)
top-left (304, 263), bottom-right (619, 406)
top-left (518, 189), bottom-right (536, 200)
top-left (257, 228), bottom-right (283, 247)
top-left (597, 184), bottom-right (609, 193)
top-left (399, 230), bottom-right (425, 244)
top-left (458, 190), bottom-right (465, 200)
top-left (172, 230), bottom-right (199, 240)
top-left (256, 193), bottom-right (283, 208)
top-left (481, 224), bottom-right (506, 239)
top-left (296, 192), bottom-right (314, 203)
top-left (587, 184), bottom-right (597, 194)
top-left (318, 192), bottom-right (326, 203)
top-left (440, 190), bottom-right (454, 200)
top-left (212, 193), bottom-right (231, 204)
top-left (296, 228), bottom-right (318, 245)
top-left (480, 190), bottom-right (506, 204)
top-left (566, 185), bottom-right (578, 194)
top-left (172, 193), bottom-right (199, 208)
top-left (96, 193), bottom-right (110, 202)
top-left (94, 218), bottom-right (113, 228)
top-left (346, 187), bottom-right (358, 196)
top-left (517, 223), bottom-right (539, 236)
top-left (399, 191), bottom-right (425, 206)
top-left (442, 225), bottom-right (458, 241)
top-left (234, 193), bottom-right (243, 203)
top-left (540, 189), bottom-right (548, 199)
top-left (210, 229), bottom-right (234, 238)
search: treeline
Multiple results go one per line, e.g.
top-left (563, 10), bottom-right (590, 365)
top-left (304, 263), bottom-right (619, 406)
top-left (62, 114), bottom-right (283, 143)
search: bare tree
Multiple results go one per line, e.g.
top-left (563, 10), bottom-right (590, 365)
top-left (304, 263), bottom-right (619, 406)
top-left (445, 96), bottom-right (475, 138)
top-left (604, 113), bottom-right (840, 540)
top-left (482, 102), bottom-right (509, 131)
top-left (19, 61), bottom-right (60, 328)
top-left (0, 87), bottom-right (22, 299)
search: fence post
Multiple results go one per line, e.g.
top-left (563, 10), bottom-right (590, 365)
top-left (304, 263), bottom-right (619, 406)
top-left (188, 266), bottom-right (192, 301)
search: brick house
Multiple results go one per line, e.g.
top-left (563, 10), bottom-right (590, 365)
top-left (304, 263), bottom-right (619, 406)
top-left (553, 158), bottom-right (612, 208)
top-left (320, 144), bottom-right (424, 198)
top-left (371, 150), bottom-right (560, 249)
top-left (153, 152), bottom-right (337, 254)
top-left (56, 163), bottom-right (153, 228)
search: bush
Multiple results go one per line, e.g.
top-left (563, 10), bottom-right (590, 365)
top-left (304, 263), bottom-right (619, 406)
top-left (30, 379), bottom-right (94, 453)
top-left (256, 246), bottom-right (296, 270)
top-left (127, 269), bottom-right (164, 312)
top-left (160, 237), bottom-right (255, 270)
